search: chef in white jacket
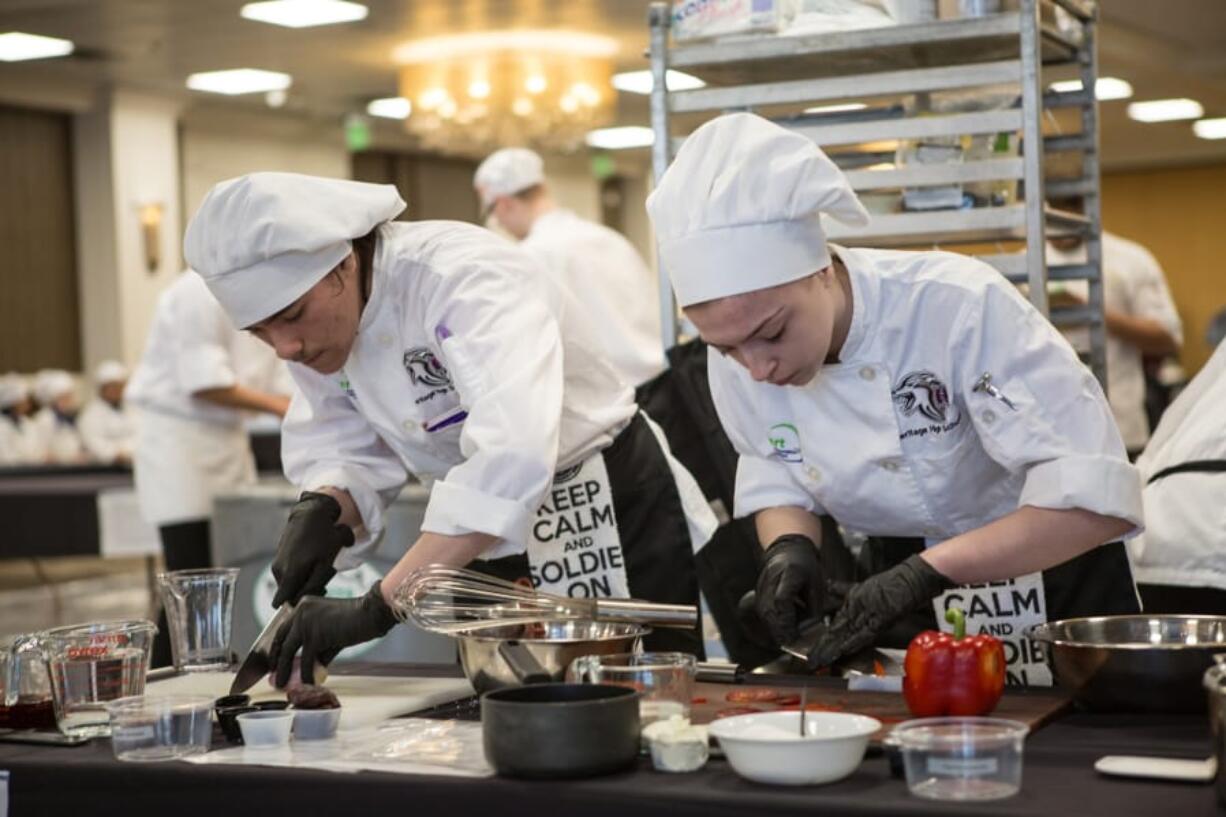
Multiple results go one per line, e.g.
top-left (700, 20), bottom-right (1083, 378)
top-left (183, 173), bottom-right (715, 684)
top-left (474, 148), bottom-right (665, 388)
top-left (77, 360), bottom-right (135, 466)
top-left (647, 114), bottom-right (1143, 683)
top-left (1128, 339), bottom-right (1226, 613)
top-left (28, 369), bottom-right (87, 464)
top-left (127, 270), bottom-right (292, 666)
top-left (0, 374), bottom-right (39, 466)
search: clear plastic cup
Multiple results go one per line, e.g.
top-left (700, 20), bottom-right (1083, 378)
top-left (157, 568), bottom-right (239, 672)
top-left (107, 695), bottom-right (212, 761)
top-left (893, 717), bottom-right (1029, 801)
top-left (237, 710), bottom-right (294, 748)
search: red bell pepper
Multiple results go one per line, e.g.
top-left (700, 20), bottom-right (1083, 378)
top-left (902, 607), bottom-right (1006, 717)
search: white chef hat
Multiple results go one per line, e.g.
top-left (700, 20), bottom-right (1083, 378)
top-left (33, 369), bottom-right (75, 405)
top-left (94, 360), bottom-right (128, 385)
top-left (473, 148), bottom-right (545, 211)
top-left (646, 112), bottom-right (870, 308)
top-left (184, 172), bottom-right (406, 328)
top-left (0, 373), bottom-right (28, 409)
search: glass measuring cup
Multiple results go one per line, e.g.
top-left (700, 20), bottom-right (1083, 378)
top-left (157, 568), bottom-right (239, 672)
top-left (2, 634), bottom-right (57, 730)
top-left (567, 652), bottom-right (697, 727)
top-left (25, 620), bottom-right (157, 738)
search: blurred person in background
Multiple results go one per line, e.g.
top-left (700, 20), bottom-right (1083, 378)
top-left (28, 369), bottom-right (87, 465)
top-left (1128, 338), bottom-right (1226, 613)
top-left (474, 148), bottom-right (665, 389)
top-left (0, 373), bottom-right (40, 466)
top-left (1048, 225), bottom-right (1182, 458)
top-left (78, 360), bottom-right (136, 466)
top-left (127, 270), bottom-right (292, 666)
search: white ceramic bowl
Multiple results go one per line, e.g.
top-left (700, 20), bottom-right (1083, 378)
top-left (291, 707), bottom-right (341, 740)
top-left (708, 710), bottom-right (881, 786)
top-left (236, 710), bottom-right (294, 748)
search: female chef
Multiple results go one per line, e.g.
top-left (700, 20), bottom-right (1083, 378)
top-left (646, 113), bottom-right (1142, 680)
top-left (182, 173), bottom-right (714, 684)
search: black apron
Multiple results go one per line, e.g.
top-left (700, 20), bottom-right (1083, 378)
top-left (862, 535), bottom-right (1141, 651)
top-left (471, 412), bottom-right (704, 656)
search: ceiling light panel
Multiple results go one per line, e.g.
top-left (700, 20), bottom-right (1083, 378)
top-left (1127, 98), bottom-right (1204, 123)
top-left (367, 97), bottom-right (411, 119)
top-left (585, 126), bottom-right (655, 150)
top-left (186, 69), bottom-right (293, 95)
top-left (1193, 118), bottom-right (1226, 140)
top-left (240, 0), bottom-right (368, 28)
top-left (610, 69), bottom-right (705, 95)
top-left (0, 32), bottom-right (74, 62)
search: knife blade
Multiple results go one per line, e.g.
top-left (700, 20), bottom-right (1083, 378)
top-left (229, 602), bottom-right (294, 695)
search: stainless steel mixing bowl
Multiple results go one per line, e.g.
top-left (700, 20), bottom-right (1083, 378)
top-left (1028, 615), bottom-right (1226, 712)
top-left (453, 620), bottom-right (649, 695)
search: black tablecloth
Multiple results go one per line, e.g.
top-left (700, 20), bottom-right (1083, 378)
top-left (1, 663), bottom-right (1221, 817)
top-left (0, 470), bottom-right (134, 559)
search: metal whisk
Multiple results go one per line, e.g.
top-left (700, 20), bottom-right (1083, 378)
top-left (392, 565), bottom-right (698, 634)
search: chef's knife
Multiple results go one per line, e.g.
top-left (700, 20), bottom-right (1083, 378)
top-left (229, 602), bottom-right (294, 695)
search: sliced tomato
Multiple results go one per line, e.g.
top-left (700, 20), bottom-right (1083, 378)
top-left (725, 688), bottom-right (781, 703)
top-left (714, 706), bottom-right (762, 719)
top-left (773, 694), bottom-right (802, 707)
top-left (691, 696), bottom-right (708, 705)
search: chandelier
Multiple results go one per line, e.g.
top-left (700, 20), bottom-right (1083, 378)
top-left (394, 30), bottom-right (618, 154)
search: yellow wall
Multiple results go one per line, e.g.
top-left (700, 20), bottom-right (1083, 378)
top-left (1102, 163), bottom-right (1226, 376)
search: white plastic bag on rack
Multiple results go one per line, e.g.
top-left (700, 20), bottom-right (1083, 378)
top-left (672, 0), bottom-right (799, 41)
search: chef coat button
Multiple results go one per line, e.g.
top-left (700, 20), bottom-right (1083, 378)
top-left (379, 333), bottom-right (393, 347)
top-left (859, 366), bottom-right (876, 381)
top-left (982, 409), bottom-right (997, 424)
top-left (403, 420), bottom-right (414, 431)
top-left (806, 466), bottom-right (821, 481)
top-left (880, 459), bottom-right (900, 472)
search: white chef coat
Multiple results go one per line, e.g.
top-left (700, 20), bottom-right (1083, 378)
top-left (281, 221), bottom-right (713, 570)
top-left (126, 271), bottom-right (286, 525)
top-left (0, 414), bottom-right (40, 466)
top-left (1048, 231), bottom-right (1183, 451)
top-left (26, 408), bottom-right (86, 464)
top-left (1128, 340), bottom-right (1226, 589)
top-left (710, 245), bottom-right (1144, 541)
top-left (77, 399), bottom-right (135, 463)
top-left (522, 209), bottom-right (665, 388)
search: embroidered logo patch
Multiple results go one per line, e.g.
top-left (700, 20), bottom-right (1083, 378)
top-left (403, 347), bottom-right (452, 389)
top-left (338, 375), bottom-right (357, 400)
top-left (891, 370), bottom-right (961, 440)
top-left (767, 422), bottom-right (803, 464)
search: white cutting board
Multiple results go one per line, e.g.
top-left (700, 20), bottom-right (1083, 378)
top-left (146, 673), bottom-right (474, 730)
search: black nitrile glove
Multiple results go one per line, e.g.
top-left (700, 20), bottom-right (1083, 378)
top-left (802, 554), bottom-right (953, 669)
top-left (755, 534), bottom-right (825, 646)
top-left (271, 492), bottom-right (355, 608)
top-left (270, 584), bottom-right (398, 687)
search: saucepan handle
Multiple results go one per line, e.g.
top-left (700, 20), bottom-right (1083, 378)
top-left (498, 640), bottom-right (552, 685)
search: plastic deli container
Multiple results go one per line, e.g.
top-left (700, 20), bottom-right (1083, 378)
top-left (106, 695), bottom-right (213, 762)
top-left (892, 717), bottom-right (1029, 801)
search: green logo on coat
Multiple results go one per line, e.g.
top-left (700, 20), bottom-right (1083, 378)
top-left (768, 423), bottom-right (802, 463)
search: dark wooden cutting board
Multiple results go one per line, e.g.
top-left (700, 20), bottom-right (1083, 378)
top-left (689, 679), bottom-right (1070, 743)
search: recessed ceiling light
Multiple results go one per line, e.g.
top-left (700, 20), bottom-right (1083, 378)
top-left (240, 0), bottom-right (368, 28)
top-left (0, 32), bottom-right (74, 62)
top-left (611, 69), bottom-right (705, 95)
top-left (186, 69), bottom-right (293, 95)
top-left (1048, 76), bottom-right (1133, 101)
top-left (367, 97), bottom-right (411, 119)
top-left (394, 30), bottom-right (618, 63)
top-left (803, 102), bottom-right (868, 114)
top-left (585, 126), bottom-right (654, 150)
top-left (1127, 97), bottom-right (1204, 123)
top-left (1193, 117), bottom-right (1226, 140)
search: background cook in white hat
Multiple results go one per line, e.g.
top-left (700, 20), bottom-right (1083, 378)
top-left (185, 172), bottom-right (715, 684)
top-left (27, 368), bottom-right (86, 464)
top-left (647, 113), bottom-right (1143, 680)
top-left (474, 148), bottom-right (665, 388)
top-left (77, 360), bottom-right (136, 466)
top-left (0, 373), bottom-right (40, 466)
